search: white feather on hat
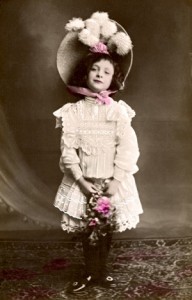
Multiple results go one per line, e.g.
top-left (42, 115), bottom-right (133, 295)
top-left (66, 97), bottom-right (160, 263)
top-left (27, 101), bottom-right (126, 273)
top-left (65, 18), bottom-right (85, 31)
top-left (78, 28), bottom-right (99, 47)
top-left (91, 11), bottom-right (109, 25)
top-left (108, 32), bottom-right (133, 55)
top-left (101, 20), bottom-right (117, 39)
top-left (85, 19), bottom-right (100, 38)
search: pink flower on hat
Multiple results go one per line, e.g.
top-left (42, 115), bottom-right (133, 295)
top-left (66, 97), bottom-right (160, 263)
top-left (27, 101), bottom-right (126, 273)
top-left (90, 42), bottom-right (109, 54)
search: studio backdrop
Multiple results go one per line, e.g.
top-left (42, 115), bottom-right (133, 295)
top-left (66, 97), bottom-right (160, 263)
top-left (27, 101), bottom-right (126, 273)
top-left (0, 0), bottom-right (192, 238)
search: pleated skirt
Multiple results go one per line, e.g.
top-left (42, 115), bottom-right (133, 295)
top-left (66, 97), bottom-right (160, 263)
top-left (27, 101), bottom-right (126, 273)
top-left (54, 173), bottom-right (143, 233)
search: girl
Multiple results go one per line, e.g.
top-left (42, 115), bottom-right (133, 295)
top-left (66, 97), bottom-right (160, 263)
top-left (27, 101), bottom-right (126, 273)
top-left (53, 12), bottom-right (143, 293)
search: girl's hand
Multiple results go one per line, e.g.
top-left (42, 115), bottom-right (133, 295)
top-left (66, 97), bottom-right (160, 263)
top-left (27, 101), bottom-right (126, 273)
top-left (103, 179), bottom-right (120, 197)
top-left (77, 177), bottom-right (99, 197)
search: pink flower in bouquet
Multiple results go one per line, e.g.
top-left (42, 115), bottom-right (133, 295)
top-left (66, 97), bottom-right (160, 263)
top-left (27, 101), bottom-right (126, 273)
top-left (83, 193), bottom-right (116, 246)
top-left (95, 196), bottom-right (111, 215)
top-left (89, 218), bottom-right (97, 226)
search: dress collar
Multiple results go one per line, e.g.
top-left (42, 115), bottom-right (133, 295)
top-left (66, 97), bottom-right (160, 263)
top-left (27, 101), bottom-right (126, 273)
top-left (84, 96), bottom-right (100, 105)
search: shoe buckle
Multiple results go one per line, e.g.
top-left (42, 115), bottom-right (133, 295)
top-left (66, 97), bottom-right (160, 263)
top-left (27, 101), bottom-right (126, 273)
top-left (106, 276), bottom-right (113, 281)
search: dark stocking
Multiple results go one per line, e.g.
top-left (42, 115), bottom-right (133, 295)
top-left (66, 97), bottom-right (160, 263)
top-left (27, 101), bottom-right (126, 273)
top-left (82, 232), bottom-right (113, 280)
top-left (82, 233), bottom-right (100, 280)
top-left (98, 232), bottom-right (113, 278)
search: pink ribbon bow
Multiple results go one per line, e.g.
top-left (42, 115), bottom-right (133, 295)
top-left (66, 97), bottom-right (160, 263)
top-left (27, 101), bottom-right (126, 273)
top-left (67, 86), bottom-right (116, 105)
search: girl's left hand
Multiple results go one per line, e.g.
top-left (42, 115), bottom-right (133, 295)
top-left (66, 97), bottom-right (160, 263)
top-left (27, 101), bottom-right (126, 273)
top-left (103, 179), bottom-right (120, 197)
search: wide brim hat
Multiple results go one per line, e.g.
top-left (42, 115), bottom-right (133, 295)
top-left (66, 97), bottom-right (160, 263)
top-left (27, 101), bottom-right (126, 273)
top-left (57, 12), bottom-right (133, 89)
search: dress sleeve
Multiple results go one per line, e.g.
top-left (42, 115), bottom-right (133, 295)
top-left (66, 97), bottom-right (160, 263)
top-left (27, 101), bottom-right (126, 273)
top-left (53, 103), bottom-right (83, 181)
top-left (113, 100), bottom-right (140, 181)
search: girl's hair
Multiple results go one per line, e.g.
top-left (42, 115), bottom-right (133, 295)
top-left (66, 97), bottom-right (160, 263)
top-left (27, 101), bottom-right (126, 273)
top-left (68, 53), bottom-right (124, 90)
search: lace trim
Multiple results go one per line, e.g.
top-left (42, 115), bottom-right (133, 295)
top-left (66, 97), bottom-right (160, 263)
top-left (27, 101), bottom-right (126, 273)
top-left (61, 222), bottom-right (86, 233)
top-left (62, 130), bottom-right (116, 155)
top-left (54, 206), bottom-right (84, 220)
top-left (119, 100), bottom-right (136, 119)
top-left (60, 217), bottom-right (140, 233)
top-left (106, 100), bottom-right (136, 138)
top-left (77, 129), bottom-right (114, 135)
top-left (54, 192), bottom-right (86, 220)
top-left (54, 99), bottom-right (136, 152)
top-left (54, 99), bottom-right (135, 128)
top-left (116, 217), bottom-right (140, 232)
top-left (82, 99), bottom-right (108, 120)
top-left (53, 103), bottom-right (74, 128)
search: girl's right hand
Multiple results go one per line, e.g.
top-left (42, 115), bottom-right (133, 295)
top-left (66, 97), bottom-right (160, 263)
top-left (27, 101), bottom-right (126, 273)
top-left (77, 177), bottom-right (98, 196)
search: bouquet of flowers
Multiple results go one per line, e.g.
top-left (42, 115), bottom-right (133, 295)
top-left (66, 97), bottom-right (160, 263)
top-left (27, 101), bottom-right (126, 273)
top-left (82, 192), bottom-right (117, 246)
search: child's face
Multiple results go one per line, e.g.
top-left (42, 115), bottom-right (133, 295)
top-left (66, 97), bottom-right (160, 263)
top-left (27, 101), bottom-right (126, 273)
top-left (86, 59), bottom-right (114, 92)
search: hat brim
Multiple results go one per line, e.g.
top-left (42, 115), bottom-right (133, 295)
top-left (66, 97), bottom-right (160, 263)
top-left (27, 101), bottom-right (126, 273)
top-left (57, 21), bottom-right (133, 86)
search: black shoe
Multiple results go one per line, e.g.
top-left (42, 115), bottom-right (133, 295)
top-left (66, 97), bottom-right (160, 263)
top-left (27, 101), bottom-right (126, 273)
top-left (67, 275), bottom-right (92, 293)
top-left (99, 275), bottom-right (116, 288)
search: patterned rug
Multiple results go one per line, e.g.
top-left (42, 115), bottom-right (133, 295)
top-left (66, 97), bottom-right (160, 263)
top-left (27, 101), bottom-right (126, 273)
top-left (0, 238), bottom-right (192, 299)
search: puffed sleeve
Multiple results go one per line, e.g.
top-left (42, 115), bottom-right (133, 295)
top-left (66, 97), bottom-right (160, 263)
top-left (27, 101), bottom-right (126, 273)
top-left (112, 100), bottom-right (140, 181)
top-left (53, 103), bottom-right (83, 181)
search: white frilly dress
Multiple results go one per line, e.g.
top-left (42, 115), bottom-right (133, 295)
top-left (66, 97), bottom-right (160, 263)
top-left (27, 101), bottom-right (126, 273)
top-left (53, 97), bottom-right (143, 233)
